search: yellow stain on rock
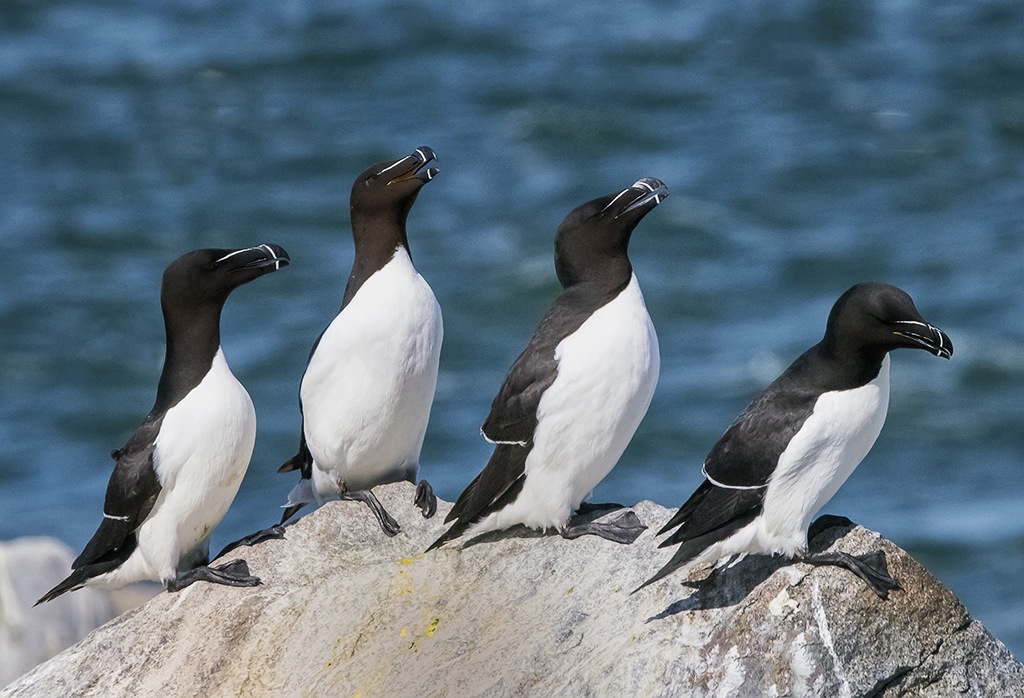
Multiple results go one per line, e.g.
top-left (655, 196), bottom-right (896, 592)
top-left (394, 565), bottom-right (415, 596)
top-left (399, 557), bottom-right (416, 565)
top-left (425, 618), bottom-right (440, 637)
top-left (400, 628), bottom-right (407, 637)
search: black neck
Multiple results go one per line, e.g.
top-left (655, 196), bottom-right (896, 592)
top-left (803, 340), bottom-right (887, 393)
top-left (341, 212), bottom-right (408, 309)
top-left (554, 230), bottom-right (633, 291)
top-left (151, 304), bottom-right (222, 416)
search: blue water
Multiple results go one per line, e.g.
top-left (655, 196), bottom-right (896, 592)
top-left (2, 0), bottom-right (1023, 657)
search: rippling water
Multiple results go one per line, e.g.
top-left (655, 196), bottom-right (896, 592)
top-left (1, 0), bottom-right (1023, 656)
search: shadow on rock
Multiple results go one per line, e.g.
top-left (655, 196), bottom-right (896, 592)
top-left (647, 514), bottom-right (860, 620)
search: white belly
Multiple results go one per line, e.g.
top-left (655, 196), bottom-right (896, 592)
top-left (95, 349), bottom-right (256, 587)
top-left (696, 355), bottom-right (892, 566)
top-left (301, 248), bottom-right (443, 497)
top-left (475, 274), bottom-right (660, 535)
top-left (759, 355), bottom-right (890, 552)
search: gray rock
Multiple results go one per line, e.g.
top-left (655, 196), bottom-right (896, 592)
top-left (3, 483), bottom-right (1021, 697)
top-left (0, 537), bottom-right (116, 687)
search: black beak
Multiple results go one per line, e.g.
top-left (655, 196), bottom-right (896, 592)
top-left (600, 178), bottom-right (669, 218)
top-left (891, 320), bottom-right (953, 359)
top-left (378, 146), bottom-right (440, 185)
top-left (219, 244), bottom-right (290, 272)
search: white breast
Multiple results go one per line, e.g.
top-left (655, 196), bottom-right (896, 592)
top-left (474, 274), bottom-right (660, 535)
top-left (300, 248), bottom-right (443, 496)
top-left (757, 354), bottom-right (891, 555)
top-left (102, 349), bottom-right (256, 586)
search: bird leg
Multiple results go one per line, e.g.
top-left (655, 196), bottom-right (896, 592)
top-left (213, 524), bottom-right (287, 560)
top-left (801, 550), bottom-right (901, 600)
top-left (561, 508), bottom-right (647, 544)
top-left (167, 559), bottom-right (261, 592)
top-left (340, 489), bottom-right (402, 536)
top-left (575, 501), bottom-right (626, 514)
top-left (807, 514), bottom-right (854, 541)
top-left (414, 479), bottom-right (437, 519)
top-left (280, 502), bottom-right (305, 525)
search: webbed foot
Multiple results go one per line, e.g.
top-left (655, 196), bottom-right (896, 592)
top-left (803, 549), bottom-right (901, 600)
top-left (341, 489), bottom-right (401, 536)
top-left (561, 509), bottom-right (647, 544)
top-left (414, 479), bottom-right (437, 519)
top-left (167, 559), bottom-right (261, 592)
top-left (214, 524), bottom-right (286, 560)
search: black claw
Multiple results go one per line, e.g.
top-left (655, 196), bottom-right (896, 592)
top-left (414, 479), bottom-right (437, 519)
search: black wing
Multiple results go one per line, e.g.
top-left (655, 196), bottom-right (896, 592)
top-left (656, 368), bottom-right (819, 544)
top-left (74, 417), bottom-right (163, 568)
top-left (37, 418), bottom-right (163, 604)
top-left (703, 350), bottom-right (822, 489)
top-left (480, 325), bottom-right (560, 445)
top-left (702, 342), bottom-right (855, 491)
top-left (431, 288), bottom-right (607, 550)
top-left (638, 351), bottom-right (822, 591)
top-left (480, 287), bottom-right (602, 444)
top-left (426, 444), bottom-right (528, 551)
top-left (278, 413), bottom-right (313, 479)
top-left (657, 480), bottom-right (767, 546)
top-left (636, 480), bottom-right (764, 591)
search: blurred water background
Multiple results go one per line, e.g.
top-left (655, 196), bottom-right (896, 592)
top-left (1, 0), bottom-right (1022, 657)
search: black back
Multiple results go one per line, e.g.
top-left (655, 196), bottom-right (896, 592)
top-left (428, 178), bottom-right (668, 550)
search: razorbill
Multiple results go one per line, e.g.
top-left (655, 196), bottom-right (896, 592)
top-left (637, 283), bottom-right (953, 598)
top-left (37, 244), bottom-right (290, 604)
top-left (275, 146), bottom-right (443, 536)
top-left (427, 178), bottom-right (668, 551)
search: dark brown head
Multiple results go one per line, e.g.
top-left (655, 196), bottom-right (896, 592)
top-left (553, 178), bottom-right (668, 289)
top-left (823, 282), bottom-right (953, 361)
top-left (350, 146), bottom-right (439, 239)
top-left (161, 244), bottom-right (290, 316)
top-left (341, 147), bottom-right (439, 308)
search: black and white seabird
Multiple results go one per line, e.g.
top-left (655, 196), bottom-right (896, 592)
top-left (276, 146), bottom-right (443, 536)
top-left (637, 283), bottom-right (953, 598)
top-left (37, 244), bottom-right (290, 605)
top-left (428, 178), bottom-right (668, 551)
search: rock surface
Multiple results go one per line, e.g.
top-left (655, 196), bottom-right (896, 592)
top-left (3, 482), bottom-right (1021, 697)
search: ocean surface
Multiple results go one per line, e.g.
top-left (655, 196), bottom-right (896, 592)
top-left (2, 0), bottom-right (1023, 657)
